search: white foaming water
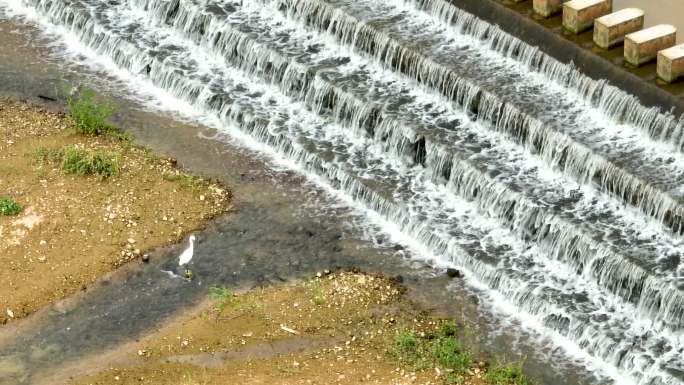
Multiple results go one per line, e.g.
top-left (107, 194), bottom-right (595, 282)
top-left (1, 0), bottom-right (683, 384)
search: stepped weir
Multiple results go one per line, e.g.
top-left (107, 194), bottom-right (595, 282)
top-left (1, 0), bottom-right (683, 384)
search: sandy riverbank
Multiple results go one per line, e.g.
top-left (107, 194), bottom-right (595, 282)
top-left (0, 99), bottom-right (231, 324)
top-left (68, 271), bottom-right (533, 385)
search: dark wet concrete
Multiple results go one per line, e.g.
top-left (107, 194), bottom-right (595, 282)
top-left (459, 0), bottom-right (684, 114)
top-left (0, 16), bottom-right (605, 385)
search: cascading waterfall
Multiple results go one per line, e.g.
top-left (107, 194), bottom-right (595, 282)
top-left (1, 0), bottom-right (683, 384)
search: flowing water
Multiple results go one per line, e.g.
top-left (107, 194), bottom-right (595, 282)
top-left (1, 0), bottom-right (683, 384)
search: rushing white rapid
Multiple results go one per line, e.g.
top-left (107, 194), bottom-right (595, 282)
top-left (1, 0), bottom-right (683, 383)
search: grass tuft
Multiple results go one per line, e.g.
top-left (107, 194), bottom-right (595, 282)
top-left (439, 320), bottom-right (457, 337)
top-left (0, 198), bottom-right (22, 216)
top-left (395, 330), bottom-right (417, 351)
top-left (433, 337), bottom-right (470, 372)
top-left (34, 147), bottom-right (63, 164)
top-left (208, 286), bottom-right (233, 311)
top-left (67, 87), bottom-right (132, 142)
top-left (35, 145), bottom-right (120, 179)
top-left (67, 88), bottom-right (115, 136)
top-left (484, 360), bottom-right (536, 385)
top-left (61, 146), bottom-right (120, 179)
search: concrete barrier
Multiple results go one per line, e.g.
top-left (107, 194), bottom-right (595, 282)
top-left (658, 44), bottom-right (684, 83)
top-left (593, 8), bottom-right (644, 49)
top-left (625, 25), bottom-right (677, 66)
top-left (533, 0), bottom-right (564, 18)
top-left (563, 0), bottom-right (612, 34)
top-left (450, 0), bottom-right (684, 117)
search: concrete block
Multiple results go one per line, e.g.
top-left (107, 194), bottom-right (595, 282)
top-left (625, 25), bottom-right (677, 66)
top-left (658, 44), bottom-right (684, 83)
top-left (593, 8), bottom-right (644, 49)
top-left (563, 0), bottom-right (612, 34)
top-left (533, 0), bottom-right (564, 18)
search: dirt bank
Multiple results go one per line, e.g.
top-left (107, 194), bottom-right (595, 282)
top-left (68, 271), bottom-right (534, 385)
top-left (0, 100), bottom-right (230, 324)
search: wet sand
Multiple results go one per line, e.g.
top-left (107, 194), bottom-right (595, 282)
top-left (66, 271), bottom-right (497, 385)
top-left (0, 14), bottom-right (604, 385)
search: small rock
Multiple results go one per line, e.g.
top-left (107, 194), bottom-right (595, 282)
top-left (39, 240), bottom-right (47, 246)
top-left (141, 254), bottom-right (150, 263)
top-left (446, 268), bottom-right (462, 278)
top-left (199, 195), bottom-right (205, 201)
top-left (6, 309), bottom-right (14, 318)
top-left (127, 238), bottom-right (136, 244)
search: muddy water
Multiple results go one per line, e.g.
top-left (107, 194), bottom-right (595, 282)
top-left (0, 17), bottom-right (604, 385)
top-left (614, 0), bottom-right (684, 43)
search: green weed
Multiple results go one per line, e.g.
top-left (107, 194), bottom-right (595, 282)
top-left (443, 373), bottom-right (465, 384)
top-left (0, 198), bottom-right (22, 216)
top-left (208, 286), bottom-right (233, 311)
top-left (61, 146), bottom-right (120, 178)
top-left (433, 337), bottom-right (470, 372)
top-left (484, 360), bottom-right (535, 385)
top-left (67, 87), bottom-right (133, 143)
top-left (34, 147), bottom-right (63, 164)
top-left (387, 325), bottom-right (475, 384)
top-left (35, 146), bottom-right (119, 179)
top-left (439, 320), bottom-right (457, 337)
top-left (395, 330), bottom-right (417, 351)
top-left (67, 88), bottom-right (115, 136)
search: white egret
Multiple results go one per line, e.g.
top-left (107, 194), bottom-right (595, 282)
top-left (178, 234), bottom-right (196, 266)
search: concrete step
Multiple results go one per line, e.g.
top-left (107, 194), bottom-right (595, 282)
top-left (563, 0), bottom-right (612, 34)
top-left (658, 44), bottom-right (684, 83)
top-left (593, 8), bottom-right (644, 49)
top-left (625, 24), bottom-right (677, 66)
top-left (533, 0), bottom-right (566, 18)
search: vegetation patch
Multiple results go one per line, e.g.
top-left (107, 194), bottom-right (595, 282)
top-left (0, 198), bottom-right (22, 216)
top-left (67, 88), bottom-right (115, 136)
top-left (208, 286), bottom-right (234, 311)
top-left (61, 146), bottom-right (120, 178)
top-left (484, 360), bottom-right (536, 385)
top-left (67, 87), bottom-right (131, 142)
top-left (36, 145), bottom-right (120, 179)
top-left (386, 318), bottom-right (534, 385)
